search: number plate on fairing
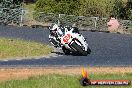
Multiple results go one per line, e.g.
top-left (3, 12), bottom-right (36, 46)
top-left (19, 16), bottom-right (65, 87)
top-left (63, 34), bottom-right (71, 43)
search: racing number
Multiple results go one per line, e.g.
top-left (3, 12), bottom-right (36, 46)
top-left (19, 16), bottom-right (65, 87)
top-left (63, 34), bottom-right (71, 43)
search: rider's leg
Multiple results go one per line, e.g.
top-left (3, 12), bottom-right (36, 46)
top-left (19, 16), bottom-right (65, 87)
top-left (49, 37), bottom-right (61, 48)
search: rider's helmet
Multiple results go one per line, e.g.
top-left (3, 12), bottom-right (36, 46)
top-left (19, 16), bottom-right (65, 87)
top-left (50, 24), bottom-right (59, 35)
top-left (50, 24), bottom-right (59, 31)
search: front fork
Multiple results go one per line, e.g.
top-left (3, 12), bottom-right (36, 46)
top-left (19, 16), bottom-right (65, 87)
top-left (70, 38), bottom-right (88, 51)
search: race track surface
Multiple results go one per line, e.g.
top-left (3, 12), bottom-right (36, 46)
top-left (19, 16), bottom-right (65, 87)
top-left (0, 25), bottom-right (132, 67)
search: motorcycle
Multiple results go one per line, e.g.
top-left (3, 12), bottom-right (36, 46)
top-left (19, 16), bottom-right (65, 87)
top-left (60, 27), bottom-right (91, 56)
top-left (49, 26), bottom-right (91, 56)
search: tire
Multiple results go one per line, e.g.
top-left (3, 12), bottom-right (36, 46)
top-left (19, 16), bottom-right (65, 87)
top-left (71, 42), bottom-right (88, 56)
top-left (87, 47), bottom-right (91, 54)
top-left (62, 46), bottom-right (71, 55)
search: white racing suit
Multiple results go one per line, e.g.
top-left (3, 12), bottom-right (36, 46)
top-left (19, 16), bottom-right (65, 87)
top-left (49, 27), bottom-right (63, 48)
top-left (49, 26), bottom-right (79, 48)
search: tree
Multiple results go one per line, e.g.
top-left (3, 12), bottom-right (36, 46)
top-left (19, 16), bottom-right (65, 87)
top-left (35, 0), bottom-right (81, 15)
top-left (113, 0), bottom-right (132, 20)
top-left (35, 0), bottom-right (131, 19)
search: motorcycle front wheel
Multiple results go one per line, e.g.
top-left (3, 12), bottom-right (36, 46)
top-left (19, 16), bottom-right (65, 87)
top-left (87, 47), bottom-right (91, 54)
top-left (62, 46), bottom-right (71, 55)
top-left (71, 42), bottom-right (88, 56)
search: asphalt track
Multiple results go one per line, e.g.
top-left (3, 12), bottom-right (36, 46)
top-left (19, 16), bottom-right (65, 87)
top-left (0, 25), bottom-right (132, 67)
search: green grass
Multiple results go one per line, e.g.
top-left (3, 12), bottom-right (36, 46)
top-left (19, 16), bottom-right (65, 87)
top-left (0, 38), bottom-right (53, 59)
top-left (0, 73), bottom-right (132, 88)
top-left (23, 3), bottom-right (36, 25)
top-left (23, 3), bottom-right (35, 11)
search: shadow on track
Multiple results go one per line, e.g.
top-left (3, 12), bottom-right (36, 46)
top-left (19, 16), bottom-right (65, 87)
top-left (51, 51), bottom-right (90, 56)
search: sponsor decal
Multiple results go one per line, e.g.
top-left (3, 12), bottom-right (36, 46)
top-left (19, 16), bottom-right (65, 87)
top-left (63, 34), bottom-right (71, 43)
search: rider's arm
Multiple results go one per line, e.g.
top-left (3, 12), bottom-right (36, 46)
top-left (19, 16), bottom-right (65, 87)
top-left (58, 29), bottom-right (63, 36)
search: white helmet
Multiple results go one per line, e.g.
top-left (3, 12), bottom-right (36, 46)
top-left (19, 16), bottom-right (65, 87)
top-left (50, 24), bottom-right (59, 31)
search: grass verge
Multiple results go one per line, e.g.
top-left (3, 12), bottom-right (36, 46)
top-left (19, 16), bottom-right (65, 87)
top-left (0, 38), bottom-right (53, 59)
top-left (23, 3), bottom-right (36, 26)
top-left (23, 3), bottom-right (35, 11)
top-left (23, 3), bottom-right (48, 27)
top-left (0, 73), bottom-right (131, 88)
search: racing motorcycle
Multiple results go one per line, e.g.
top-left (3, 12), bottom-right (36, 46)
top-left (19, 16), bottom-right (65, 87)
top-left (49, 26), bottom-right (91, 56)
top-left (60, 27), bottom-right (91, 56)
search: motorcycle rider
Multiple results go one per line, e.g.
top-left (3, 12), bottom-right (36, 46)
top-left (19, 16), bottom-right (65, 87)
top-left (49, 23), bottom-right (63, 48)
top-left (49, 23), bottom-right (80, 48)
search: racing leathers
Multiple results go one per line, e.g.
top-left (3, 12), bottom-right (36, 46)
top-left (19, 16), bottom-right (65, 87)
top-left (49, 27), bottom-right (63, 48)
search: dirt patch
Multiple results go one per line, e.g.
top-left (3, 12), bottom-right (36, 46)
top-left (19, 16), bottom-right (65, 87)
top-left (0, 67), bottom-right (132, 81)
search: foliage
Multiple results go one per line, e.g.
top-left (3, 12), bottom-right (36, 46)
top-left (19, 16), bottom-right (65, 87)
top-left (33, 12), bottom-right (58, 23)
top-left (35, 0), bottom-right (80, 15)
top-left (79, 0), bottom-right (115, 17)
top-left (0, 0), bottom-right (22, 25)
top-left (35, 0), bottom-right (131, 20)
top-left (0, 0), bottom-right (22, 8)
top-left (112, 0), bottom-right (132, 20)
